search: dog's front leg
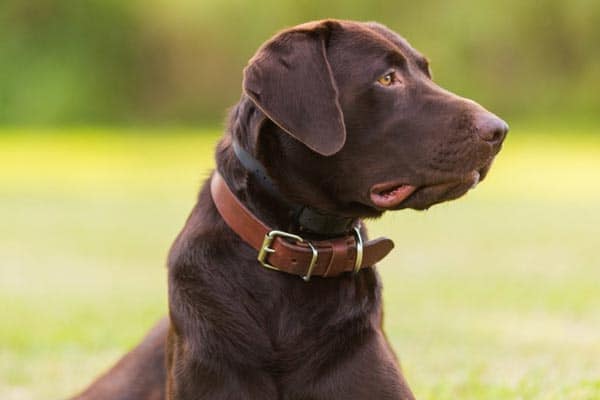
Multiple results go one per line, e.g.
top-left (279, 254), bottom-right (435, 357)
top-left (166, 323), bottom-right (278, 400)
top-left (287, 330), bottom-right (416, 400)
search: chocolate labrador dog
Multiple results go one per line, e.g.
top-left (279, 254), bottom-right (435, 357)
top-left (72, 19), bottom-right (507, 400)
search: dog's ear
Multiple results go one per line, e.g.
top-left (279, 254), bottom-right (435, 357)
top-left (243, 21), bottom-right (345, 156)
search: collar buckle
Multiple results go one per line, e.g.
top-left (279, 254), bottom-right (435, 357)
top-left (258, 230), bottom-right (319, 281)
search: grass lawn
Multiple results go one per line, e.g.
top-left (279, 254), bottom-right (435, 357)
top-left (1, 125), bottom-right (600, 399)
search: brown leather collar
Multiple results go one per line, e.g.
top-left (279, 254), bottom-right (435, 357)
top-left (210, 172), bottom-right (395, 281)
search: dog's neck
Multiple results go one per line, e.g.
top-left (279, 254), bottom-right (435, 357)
top-left (215, 97), bottom-right (356, 238)
top-left (216, 140), bottom-right (286, 232)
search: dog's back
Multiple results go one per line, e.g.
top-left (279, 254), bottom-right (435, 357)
top-left (70, 318), bottom-right (168, 400)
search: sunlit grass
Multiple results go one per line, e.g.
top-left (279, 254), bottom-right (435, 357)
top-left (1, 126), bottom-right (599, 399)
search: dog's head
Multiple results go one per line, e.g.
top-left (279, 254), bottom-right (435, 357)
top-left (242, 20), bottom-right (508, 217)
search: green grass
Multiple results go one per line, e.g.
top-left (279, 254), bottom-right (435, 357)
top-left (1, 126), bottom-right (600, 399)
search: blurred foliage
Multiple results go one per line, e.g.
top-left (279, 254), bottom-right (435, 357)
top-left (1, 0), bottom-right (599, 125)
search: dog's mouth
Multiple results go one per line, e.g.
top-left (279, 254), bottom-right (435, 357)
top-left (369, 165), bottom-right (491, 211)
top-left (369, 180), bottom-right (417, 209)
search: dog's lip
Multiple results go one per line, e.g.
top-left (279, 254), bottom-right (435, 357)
top-left (367, 168), bottom-right (489, 211)
top-left (369, 180), bottom-right (418, 209)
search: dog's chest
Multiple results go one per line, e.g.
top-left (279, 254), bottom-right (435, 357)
top-left (239, 273), bottom-right (382, 368)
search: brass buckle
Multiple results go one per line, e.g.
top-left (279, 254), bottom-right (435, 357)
top-left (352, 226), bottom-right (364, 274)
top-left (257, 230), bottom-right (318, 282)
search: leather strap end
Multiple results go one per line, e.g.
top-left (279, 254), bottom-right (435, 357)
top-left (362, 237), bottom-right (394, 267)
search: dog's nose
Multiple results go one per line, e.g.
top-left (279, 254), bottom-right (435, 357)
top-left (475, 113), bottom-right (509, 146)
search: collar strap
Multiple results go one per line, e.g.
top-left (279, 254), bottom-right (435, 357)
top-left (210, 172), bottom-right (395, 281)
top-left (232, 141), bottom-right (356, 236)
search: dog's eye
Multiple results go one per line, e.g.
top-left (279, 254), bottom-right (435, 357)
top-left (377, 72), bottom-right (395, 87)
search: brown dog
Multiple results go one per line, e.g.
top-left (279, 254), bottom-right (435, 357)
top-left (72, 19), bottom-right (507, 400)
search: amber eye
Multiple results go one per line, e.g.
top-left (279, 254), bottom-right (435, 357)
top-left (377, 72), bottom-right (394, 86)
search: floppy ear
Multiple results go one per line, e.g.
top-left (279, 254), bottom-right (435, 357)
top-left (243, 21), bottom-right (346, 156)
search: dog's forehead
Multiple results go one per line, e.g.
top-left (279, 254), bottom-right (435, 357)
top-left (337, 21), bottom-right (427, 64)
top-left (366, 23), bottom-right (424, 59)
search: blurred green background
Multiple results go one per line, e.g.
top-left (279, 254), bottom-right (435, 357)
top-left (1, 1), bottom-right (599, 399)
top-left (1, 0), bottom-right (600, 125)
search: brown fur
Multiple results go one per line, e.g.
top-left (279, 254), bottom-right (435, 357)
top-left (72, 19), bottom-right (507, 400)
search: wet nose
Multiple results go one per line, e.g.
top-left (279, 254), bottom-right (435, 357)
top-left (475, 113), bottom-right (509, 146)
